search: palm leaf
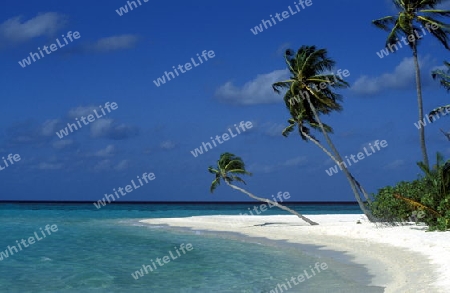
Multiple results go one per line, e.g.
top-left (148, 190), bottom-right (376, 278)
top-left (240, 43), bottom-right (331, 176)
top-left (210, 178), bottom-right (221, 193)
top-left (373, 15), bottom-right (396, 31)
top-left (428, 104), bottom-right (450, 119)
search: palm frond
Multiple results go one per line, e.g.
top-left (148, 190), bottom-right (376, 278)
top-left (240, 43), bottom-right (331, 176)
top-left (208, 166), bottom-right (219, 174)
top-left (393, 193), bottom-right (441, 217)
top-left (227, 169), bottom-right (252, 176)
top-left (372, 15), bottom-right (396, 31)
top-left (428, 104), bottom-right (450, 119)
top-left (282, 120), bottom-right (296, 137)
top-left (231, 176), bottom-right (247, 185)
top-left (210, 177), bottom-right (221, 193)
top-left (419, 9), bottom-right (450, 17)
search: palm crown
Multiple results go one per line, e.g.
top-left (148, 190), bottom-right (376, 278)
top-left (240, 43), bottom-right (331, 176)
top-left (272, 46), bottom-right (349, 140)
top-left (373, 0), bottom-right (450, 49)
top-left (208, 152), bottom-right (252, 193)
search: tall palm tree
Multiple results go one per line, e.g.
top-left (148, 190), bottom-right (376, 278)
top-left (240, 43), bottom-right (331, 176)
top-left (272, 46), bottom-right (377, 222)
top-left (208, 152), bottom-right (318, 225)
top-left (373, 0), bottom-right (450, 168)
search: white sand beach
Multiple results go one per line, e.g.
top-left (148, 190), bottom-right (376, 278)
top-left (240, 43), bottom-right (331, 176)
top-left (141, 214), bottom-right (450, 293)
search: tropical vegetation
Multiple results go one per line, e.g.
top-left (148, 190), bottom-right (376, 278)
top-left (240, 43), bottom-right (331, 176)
top-left (370, 153), bottom-right (450, 231)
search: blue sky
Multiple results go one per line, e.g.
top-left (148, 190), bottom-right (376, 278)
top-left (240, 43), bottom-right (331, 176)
top-left (2, 0), bottom-right (450, 202)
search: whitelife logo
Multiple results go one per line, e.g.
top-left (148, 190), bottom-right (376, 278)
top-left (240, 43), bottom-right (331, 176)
top-left (55, 102), bottom-right (118, 139)
top-left (250, 0), bottom-right (313, 35)
top-left (131, 243), bottom-right (194, 280)
top-left (375, 23), bottom-right (439, 59)
top-left (325, 140), bottom-right (388, 176)
top-left (190, 121), bottom-right (253, 158)
top-left (414, 105), bottom-right (450, 129)
top-left (153, 50), bottom-right (215, 87)
top-left (0, 153), bottom-right (21, 172)
top-left (18, 31), bottom-right (81, 68)
top-left (115, 0), bottom-right (149, 16)
top-left (93, 172), bottom-right (156, 209)
top-left (268, 262), bottom-right (328, 293)
top-left (0, 224), bottom-right (58, 261)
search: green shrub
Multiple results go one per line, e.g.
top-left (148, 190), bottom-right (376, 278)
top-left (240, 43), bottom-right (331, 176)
top-left (370, 153), bottom-right (450, 231)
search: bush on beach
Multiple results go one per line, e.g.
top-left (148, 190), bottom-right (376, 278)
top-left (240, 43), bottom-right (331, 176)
top-left (370, 153), bottom-right (450, 231)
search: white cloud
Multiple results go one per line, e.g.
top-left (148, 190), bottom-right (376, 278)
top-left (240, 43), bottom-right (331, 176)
top-left (65, 106), bottom-right (138, 140)
top-left (93, 159), bottom-right (111, 171)
top-left (90, 119), bottom-right (113, 138)
top-left (37, 162), bottom-right (63, 170)
top-left (263, 122), bottom-right (286, 137)
top-left (215, 69), bottom-right (288, 105)
top-left (88, 35), bottom-right (139, 52)
top-left (384, 159), bottom-right (405, 170)
top-left (88, 119), bottom-right (138, 140)
top-left (95, 145), bottom-right (115, 157)
top-left (41, 119), bottom-right (60, 136)
top-left (52, 139), bottom-right (73, 150)
top-left (352, 57), bottom-right (430, 96)
top-left (0, 12), bottom-right (66, 44)
top-left (249, 156), bottom-right (308, 174)
top-left (68, 106), bottom-right (97, 118)
top-left (160, 140), bottom-right (176, 150)
top-left (92, 158), bottom-right (129, 171)
top-left (282, 156), bottom-right (307, 167)
top-left (248, 162), bottom-right (277, 174)
top-left (114, 160), bottom-right (130, 171)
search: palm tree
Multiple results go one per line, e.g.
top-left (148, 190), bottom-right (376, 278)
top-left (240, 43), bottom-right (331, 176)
top-left (208, 152), bottom-right (318, 225)
top-left (272, 46), bottom-right (377, 222)
top-left (373, 0), bottom-right (450, 168)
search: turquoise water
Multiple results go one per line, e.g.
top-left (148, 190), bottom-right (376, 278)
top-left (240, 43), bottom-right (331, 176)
top-left (0, 203), bottom-right (383, 292)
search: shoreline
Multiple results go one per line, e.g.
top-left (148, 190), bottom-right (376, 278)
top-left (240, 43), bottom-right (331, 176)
top-left (140, 214), bottom-right (450, 293)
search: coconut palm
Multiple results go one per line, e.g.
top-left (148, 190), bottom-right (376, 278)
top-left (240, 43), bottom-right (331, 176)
top-left (208, 152), bottom-right (318, 225)
top-left (272, 46), bottom-right (377, 222)
top-left (373, 0), bottom-right (450, 168)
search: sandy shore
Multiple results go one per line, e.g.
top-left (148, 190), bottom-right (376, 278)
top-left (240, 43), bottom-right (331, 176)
top-left (141, 214), bottom-right (450, 293)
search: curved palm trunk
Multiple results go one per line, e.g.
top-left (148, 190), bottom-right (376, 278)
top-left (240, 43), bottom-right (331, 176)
top-left (412, 43), bottom-right (430, 169)
top-left (303, 89), bottom-right (377, 222)
top-left (224, 181), bottom-right (319, 225)
top-left (301, 129), bottom-right (375, 219)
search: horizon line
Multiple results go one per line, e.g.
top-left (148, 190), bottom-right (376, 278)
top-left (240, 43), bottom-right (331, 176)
top-left (0, 200), bottom-right (359, 204)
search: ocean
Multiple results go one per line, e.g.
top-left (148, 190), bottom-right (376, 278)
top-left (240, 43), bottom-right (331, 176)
top-left (0, 203), bottom-right (384, 293)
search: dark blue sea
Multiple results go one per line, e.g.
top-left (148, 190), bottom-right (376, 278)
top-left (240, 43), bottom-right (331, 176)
top-left (0, 203), bottom-right (384, 292)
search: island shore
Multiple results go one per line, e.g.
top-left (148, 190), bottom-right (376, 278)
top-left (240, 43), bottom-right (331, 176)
top-left (141, 214), bottom-right (450, 293)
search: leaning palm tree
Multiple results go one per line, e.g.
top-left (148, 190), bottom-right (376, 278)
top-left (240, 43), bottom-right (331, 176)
top-left (373, 0), bottom-right (450, 168)
top-left (208, 152), bottom-right (318, 225)
top-left (272, 46), bottom-right (377, 222)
